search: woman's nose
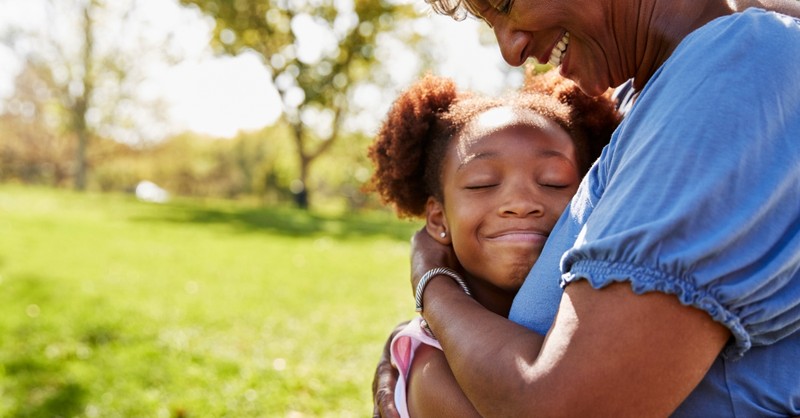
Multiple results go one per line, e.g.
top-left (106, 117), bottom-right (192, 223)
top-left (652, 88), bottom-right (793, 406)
top-left (493, 24), bottom-right (529, 67)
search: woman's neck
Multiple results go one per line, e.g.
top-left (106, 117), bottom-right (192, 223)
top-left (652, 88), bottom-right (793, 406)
top-left (632, 0), bottom-right (736, 90)
top-left (734, 0), bottom-right (800, 16)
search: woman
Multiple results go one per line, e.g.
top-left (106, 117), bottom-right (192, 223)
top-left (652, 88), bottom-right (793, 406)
top-left (374, 0), bottom-right (800, 416)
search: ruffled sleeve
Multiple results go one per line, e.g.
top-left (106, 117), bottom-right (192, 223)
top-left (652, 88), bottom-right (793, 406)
top-left (390, 317), bottom-right (442, 418)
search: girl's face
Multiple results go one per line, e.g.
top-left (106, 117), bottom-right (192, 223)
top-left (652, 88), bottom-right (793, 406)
top-left (436, 107), bottom-right (580, 297)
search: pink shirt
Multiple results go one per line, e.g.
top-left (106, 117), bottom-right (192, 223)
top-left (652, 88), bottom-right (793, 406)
top-left (390, 316), bottom-right (442, 418)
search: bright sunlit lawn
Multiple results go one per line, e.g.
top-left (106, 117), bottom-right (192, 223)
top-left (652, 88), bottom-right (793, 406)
top-left (0, 185), bottom-right (419, 417)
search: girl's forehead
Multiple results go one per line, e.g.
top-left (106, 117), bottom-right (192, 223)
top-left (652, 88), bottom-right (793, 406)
top-left (472, 107), bottom-right (552, 132)
top-left (453, 107), bottom-right (572, 163)
top-left (459, 106), bottom-right (560, 146)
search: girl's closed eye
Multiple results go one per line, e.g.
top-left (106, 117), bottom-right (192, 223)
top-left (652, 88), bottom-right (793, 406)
top-left (462, 173), bottom-right (500, 189)
top-left (465, 183), bottom-right (499, 190)
top-left (537, 164), bottom-right (579, 190)
top-left (541, 183), bottom-right (570, 189)
top-left (458, 164), bottom-right (500, 190)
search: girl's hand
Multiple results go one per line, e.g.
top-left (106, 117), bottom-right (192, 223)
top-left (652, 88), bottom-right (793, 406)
top-left (371, 320), bottom-right (409, 418)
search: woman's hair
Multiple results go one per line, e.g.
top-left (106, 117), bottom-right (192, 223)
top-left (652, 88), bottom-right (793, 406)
top-left (367, 68), bottom-right (620, 219)
top-left (423, 0), bottom-right (479, 21)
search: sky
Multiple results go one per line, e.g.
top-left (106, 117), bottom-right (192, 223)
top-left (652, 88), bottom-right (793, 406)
top-left (0, 0), bottom-right (514, 140)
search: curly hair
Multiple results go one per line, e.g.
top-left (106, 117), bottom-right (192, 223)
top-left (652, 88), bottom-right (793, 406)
top-left (367, 69), bottom-right (620, 219)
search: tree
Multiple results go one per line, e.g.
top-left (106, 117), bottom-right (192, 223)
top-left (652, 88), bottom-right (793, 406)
top-left (179, 0), bottom-right (419, 209)
top-left (0, 0), bottom-right (181, 190)
top-left (0, 63), bottom-right (73, 185)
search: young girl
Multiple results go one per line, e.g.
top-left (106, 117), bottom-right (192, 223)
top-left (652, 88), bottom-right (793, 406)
top-left (367, 70), bottom-right (619, 417)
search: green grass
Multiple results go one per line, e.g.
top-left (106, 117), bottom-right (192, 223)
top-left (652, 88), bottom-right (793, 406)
top-left (0, 185), bottom-right (421, 417)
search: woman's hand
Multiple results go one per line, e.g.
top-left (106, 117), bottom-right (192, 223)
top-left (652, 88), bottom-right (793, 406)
top-left (371, 320), bottom-right (409, 418)
top-left (410, 228), bottom-right (461, 291)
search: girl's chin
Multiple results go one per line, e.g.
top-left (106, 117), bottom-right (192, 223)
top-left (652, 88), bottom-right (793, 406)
top-left (494, 261), bottom-right (536, 290)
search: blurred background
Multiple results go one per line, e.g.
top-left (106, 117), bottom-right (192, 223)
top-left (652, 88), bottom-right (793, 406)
top-left (0, 0), bottom-right (521, 207)
top-left (0, 0), bottom-right (522, 416)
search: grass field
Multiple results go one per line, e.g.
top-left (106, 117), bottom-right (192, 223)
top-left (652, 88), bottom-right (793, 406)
top-left (0, 185), bottom-right (421, 417)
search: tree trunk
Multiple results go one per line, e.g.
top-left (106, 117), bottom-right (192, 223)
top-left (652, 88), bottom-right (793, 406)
top-left (74, 126), bottom-right (88, 190)
top-left (293, 152), bottom-right (311, 210)
top-left (73, 3), bottom-right (94, 191)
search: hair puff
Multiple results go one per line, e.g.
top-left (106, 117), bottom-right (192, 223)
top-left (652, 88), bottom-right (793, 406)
top-left (367, 74), bottom-right (463, 218)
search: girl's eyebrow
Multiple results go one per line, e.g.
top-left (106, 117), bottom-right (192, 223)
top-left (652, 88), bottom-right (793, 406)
top-left (457, 148), bottom-right (570, 171)
top-left (457, 151), bottom-right (499, 171)
top-left (538, 149), bottom-right (569, 159)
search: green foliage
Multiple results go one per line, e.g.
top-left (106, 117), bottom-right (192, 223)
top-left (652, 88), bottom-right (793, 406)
top-left (0, 184), bottom-right (421, 416)
top-left (308, 129), bottom-right (379, 210)
top-left (179, 0), bottom-right (420, 208)
top-left (180, 0), bottom-right (415, 112)
top-left (1, 0), bottom-right (180, 190)
top-left (0, 110), bottom-right (383, 211)
top-left (0, 113), bottom-right (74, 187)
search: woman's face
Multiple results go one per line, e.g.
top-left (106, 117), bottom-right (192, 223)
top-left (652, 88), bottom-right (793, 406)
top-left (470, 0), bottom-right (633, 96)
top-left (438, 107), bottom-right (580, 294)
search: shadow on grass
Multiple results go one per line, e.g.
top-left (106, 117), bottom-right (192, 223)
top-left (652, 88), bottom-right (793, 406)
top-left (4, 340), bottom-right (88, 418)
top-left (4, 326), bottom-right (88, 416)
top-left (1, 275), bottom-right (109, 418)
top-left (5, 372), bottom-right (87, 418)
top-left (134, 202), bottom-right (422, 241)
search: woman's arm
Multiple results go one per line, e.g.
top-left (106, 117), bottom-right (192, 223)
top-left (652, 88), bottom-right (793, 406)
top-left (413, 230), bottom-right (730, 417)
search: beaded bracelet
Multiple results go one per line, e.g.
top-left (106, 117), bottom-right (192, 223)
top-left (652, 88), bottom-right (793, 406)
top-left (414, 267), bottom-right (471, 313)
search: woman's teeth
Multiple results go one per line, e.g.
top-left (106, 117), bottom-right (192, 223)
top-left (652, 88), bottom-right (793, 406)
top-left (547, 32), bottom-right (570, 67)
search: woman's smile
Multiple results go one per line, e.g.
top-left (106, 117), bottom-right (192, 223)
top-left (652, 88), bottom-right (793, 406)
top-left (545, 32), bottom-right (570, 67)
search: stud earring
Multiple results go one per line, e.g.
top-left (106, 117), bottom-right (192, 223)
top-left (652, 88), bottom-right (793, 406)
top-left (440, 231), bottom-right (447, 238)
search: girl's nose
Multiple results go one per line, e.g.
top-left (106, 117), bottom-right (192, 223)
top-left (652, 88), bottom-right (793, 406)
top-left (497, 183), bottom-right (545, 217)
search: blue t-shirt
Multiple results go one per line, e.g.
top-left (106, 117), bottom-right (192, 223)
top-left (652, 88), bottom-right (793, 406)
top-left (509, 8), bottom-right (800, 416)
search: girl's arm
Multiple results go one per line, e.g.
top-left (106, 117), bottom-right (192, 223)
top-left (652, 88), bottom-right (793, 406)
top-left (406, 344), bottom-right (481, 418)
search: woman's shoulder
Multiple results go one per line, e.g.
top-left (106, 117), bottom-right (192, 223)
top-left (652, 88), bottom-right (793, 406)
top-left (685, 6), bottom-right (799, 51)
top-left (637, 6), bottom-right (799, 115)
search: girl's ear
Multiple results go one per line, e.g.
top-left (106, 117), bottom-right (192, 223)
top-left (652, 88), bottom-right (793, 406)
top-left (425, 197), bottom-right (451, 245)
